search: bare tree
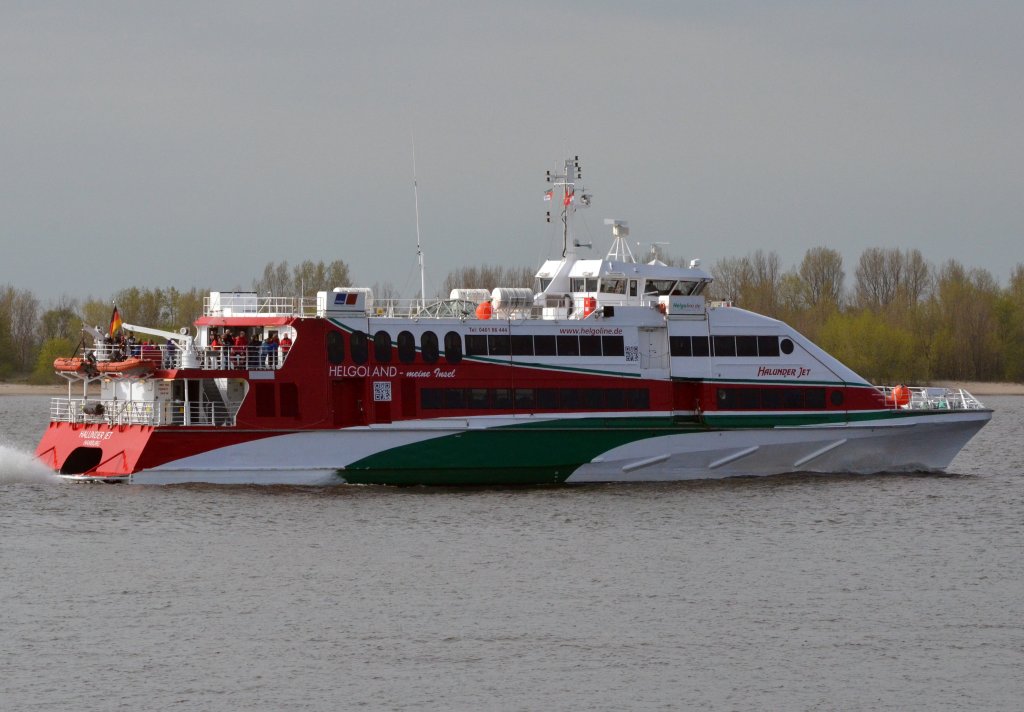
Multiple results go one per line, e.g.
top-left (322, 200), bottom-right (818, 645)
top-left (799, 247), bottom-right (845, 307)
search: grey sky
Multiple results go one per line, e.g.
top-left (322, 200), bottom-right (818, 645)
top-left (3, 1), bottom-right (1022, 304)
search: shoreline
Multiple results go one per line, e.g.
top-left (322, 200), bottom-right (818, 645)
top-left (2, 380), bottom-right (1023, 397)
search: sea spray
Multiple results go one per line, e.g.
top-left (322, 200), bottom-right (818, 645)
top-left (0, 444), bottom-right (60, 484)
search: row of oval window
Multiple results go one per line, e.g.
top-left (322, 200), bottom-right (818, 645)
top-left (328, 330), bottom-right (461, 365)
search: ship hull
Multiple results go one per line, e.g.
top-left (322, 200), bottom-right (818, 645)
top-left (46, 409), bottom-right (991, 485)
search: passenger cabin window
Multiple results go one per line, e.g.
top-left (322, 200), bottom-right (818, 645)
top-left (712, 388), bottom-right (828, 410)
top-left (420, 387), bottom-right (652, 412)
top-left (374, 331), bottom-right (392, 362)
top-left (465, 335), bottom-right (487, 356)
top-left (421, 331), bottom-right (439, 363)
top-left (326, 331), bottom-right (345, 364)
top-left (444, 331), bottom-right (463, 364)
top-left (350, 331), bottom-right (368, 364)
top-left (280, 383), bottom-right (299, 418)
top-left (670, 334), bottom-right (783, 358)
top-left (397, 331), bottom-right (416, 363)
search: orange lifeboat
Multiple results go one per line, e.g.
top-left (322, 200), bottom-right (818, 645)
top-left (96, 357), bottom-right (152, 376)
top-left (53, 357), bottom-right (87, 373)
top-left (475, 301), bottom-right (492, 320)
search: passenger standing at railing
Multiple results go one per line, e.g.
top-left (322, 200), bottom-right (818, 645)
top-left (232, 330), bottom-right (249, 368)
top-left (209, 331), bottom-right (221, 368)
top-left (261, 334), bottom-right (277, 367)
top-left (279, 333), bottom-right (292, 365)
top-left (164, 338), bottom-right (177, 369)
top-left (221, 330), bottom-right (234, 368)
top-left (249, 334), bottom-right (262, 368)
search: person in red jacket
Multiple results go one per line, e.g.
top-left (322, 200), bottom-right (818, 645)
top-left (279, 333), bottom-right (293, 364)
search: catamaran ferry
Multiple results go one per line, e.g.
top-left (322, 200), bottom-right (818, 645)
top-left (36, 158), bottom-right (991, 484)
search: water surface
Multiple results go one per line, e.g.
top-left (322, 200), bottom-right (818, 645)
top-left (2, 395), bottom-right (1022, 710)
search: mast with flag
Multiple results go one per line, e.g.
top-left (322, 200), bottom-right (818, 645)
top-left (544, 156), bottom-right (591, 258)
top-left (109, 305), bottom-right (123, 338)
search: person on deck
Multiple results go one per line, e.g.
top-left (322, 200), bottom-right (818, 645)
top-left (164, 338), bottom-right (177, 369)
top-left (209, 331), bottom-right (221, 368)
top-left (260, 333), bottom-right (277, 368)
top-left (279, 333), bottom-right (293, 364)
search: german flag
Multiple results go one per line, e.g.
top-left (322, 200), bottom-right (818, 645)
top-left (109, 306), bottom-right (123, 338)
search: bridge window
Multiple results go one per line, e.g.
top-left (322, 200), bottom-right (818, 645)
top-left (601, 278), bottom-right (626, 294)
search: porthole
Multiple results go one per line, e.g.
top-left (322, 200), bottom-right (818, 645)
top-left (780, 338), bottom-right (794, 355)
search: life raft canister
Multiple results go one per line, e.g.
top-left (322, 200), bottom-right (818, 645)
top-left (886, 384), bottom-right (911, 407)
top-left (583, 296), bottom-right (597, 318)
top-left (475, 301), bottom-right (492, 320)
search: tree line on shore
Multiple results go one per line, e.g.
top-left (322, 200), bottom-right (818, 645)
top-left (2, 250), bottom-right (1022, 386)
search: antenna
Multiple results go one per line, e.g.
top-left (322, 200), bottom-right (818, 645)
top-left (412, 134), bottom-right (426, 309)
top-left (547, 157), bottom-right (590, 258)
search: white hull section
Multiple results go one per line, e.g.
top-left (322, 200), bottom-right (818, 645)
top-left (567, 411), bottom-right (991, 482)
top-left (104, 410), bottom-right (992, 485)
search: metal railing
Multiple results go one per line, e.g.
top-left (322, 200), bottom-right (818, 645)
top-left (50, 397), bottom-right (240, 427)
top-left (204, 294), bottom-right (318, 317)
top-left (876, 386), bottom-right (986, 411)
top-left (89, 344), bottom-right (288, 371)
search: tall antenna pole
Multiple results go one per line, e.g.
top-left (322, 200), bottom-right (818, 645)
top-left (412, 134), bottom-right (426, 309)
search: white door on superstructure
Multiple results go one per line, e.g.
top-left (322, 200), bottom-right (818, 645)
top-left (639, 328), bottom-right (669, 371)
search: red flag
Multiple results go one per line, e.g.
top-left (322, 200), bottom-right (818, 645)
top-left (563, 189), bottom-right (574, 206)
top-left (109, 306), bottom-right (123, 337)
top-left (543, 189), bottom-right (552, 202)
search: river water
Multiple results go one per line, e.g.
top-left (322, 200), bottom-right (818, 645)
top-left (1, 395), bottom-right (1022, 711)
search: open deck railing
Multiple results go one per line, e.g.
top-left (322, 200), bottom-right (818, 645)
top-left (50, 397), bottom-right (239, 427)
top-left (91, 344), bottom-right (288, 371)
top-left (876, 386), bottom-right (986, 411)
top-left (203, 294), bottom-right (318, 317)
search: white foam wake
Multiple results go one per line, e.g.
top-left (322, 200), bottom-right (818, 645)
top-left (0, 445), bottom-right (60, 483)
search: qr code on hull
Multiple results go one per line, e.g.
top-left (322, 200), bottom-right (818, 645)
top-left (625, 345), bottom-right (639, 362)
top-left (373, 381), bottom-right (392, 402)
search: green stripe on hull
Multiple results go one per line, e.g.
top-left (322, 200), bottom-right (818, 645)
top-left (339, 408), bottom-right (978, 485)
top-left (342, 417), bottom-right (704, 486)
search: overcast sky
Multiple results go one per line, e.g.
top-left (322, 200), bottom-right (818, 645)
top-left (3, 1), bottom-right (1022, 304)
